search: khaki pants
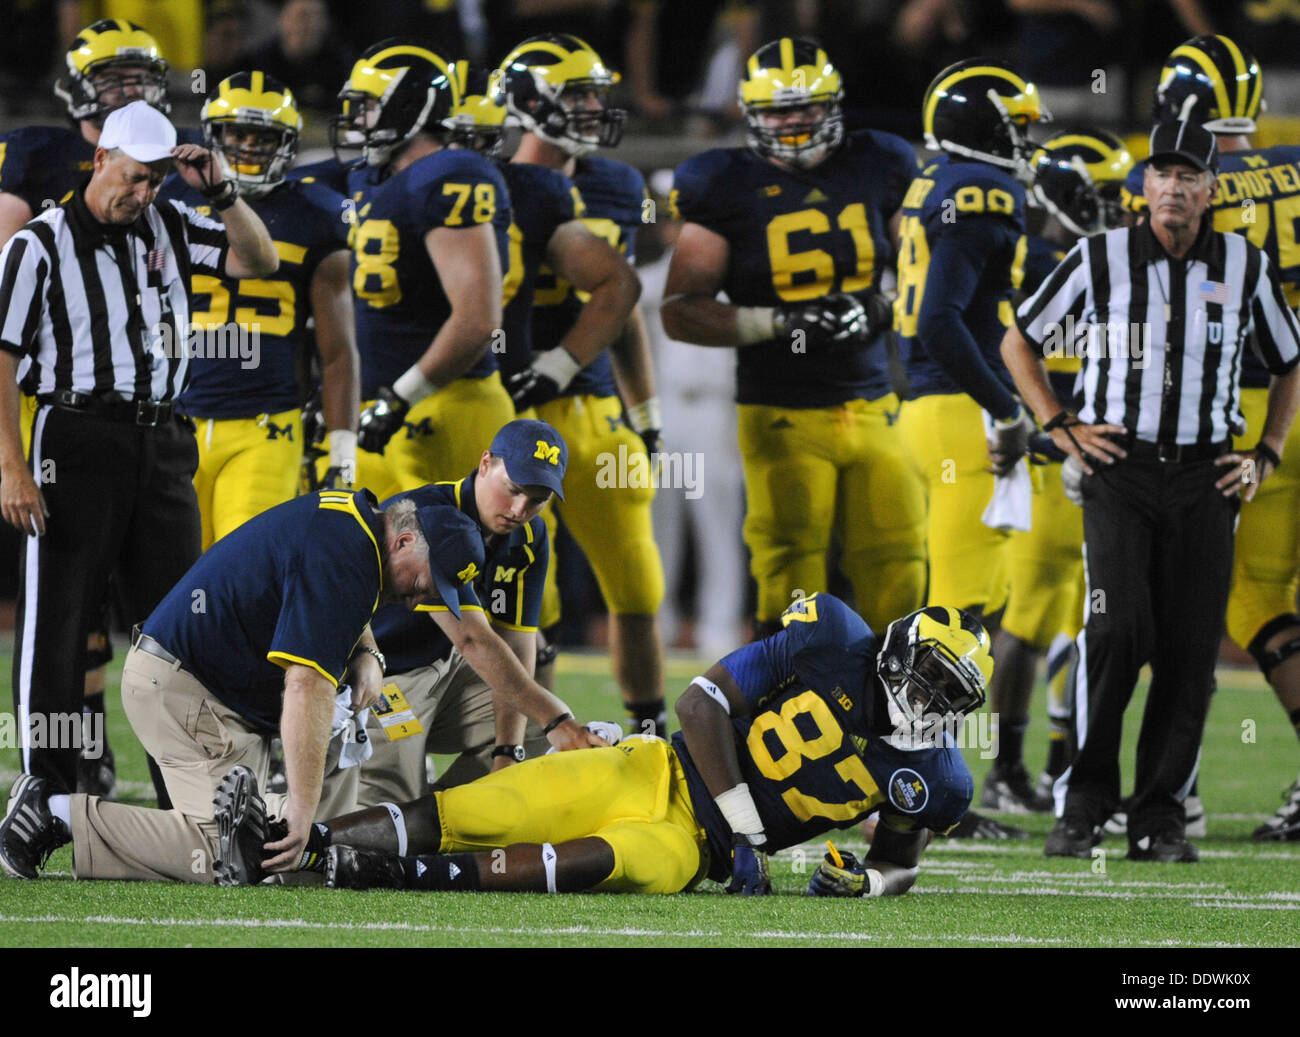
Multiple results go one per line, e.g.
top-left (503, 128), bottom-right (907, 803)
top-left (321, 649), bottom-right (549, 818)
top-left (69, 646), bottom-right (286, 883)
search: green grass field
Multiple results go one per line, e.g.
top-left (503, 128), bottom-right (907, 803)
top-left (2, 647), bottom-right (1298, 948)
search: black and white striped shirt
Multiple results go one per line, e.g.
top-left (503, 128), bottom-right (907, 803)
top-left (0, 186), bottom-right (228, 402)
top-left (1016, 219), bottom-right (1300, 447)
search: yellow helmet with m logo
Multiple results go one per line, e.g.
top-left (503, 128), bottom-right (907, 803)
top-left (57, 19), bottom-right (169, 123)
top-left (201, 71), bottom-right (302, 197)
top-left (739, 38), bottom-right (844, 169)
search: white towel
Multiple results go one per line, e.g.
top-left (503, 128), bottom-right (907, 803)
top-left (330, 684), bottom-right (373, 770)
top-left (981, 412), bottom-right (1033, 532)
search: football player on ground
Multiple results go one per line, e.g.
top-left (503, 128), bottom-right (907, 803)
top-left (980, 129), bottom-right (1134, 814)
top-left (496, 35), bottom-right (668, 737)
top-left (1124, 35), bottom-right (1300, 841)
top-left (157, 72), bottom-right (359, 548)
top-left (244, 594), bottom-right (988, 896)
top-left (0, 18), bottom-right (181, 801)
top-left (330, 41), bottom-right (514, 501)
top-left (662, 38), bottom-right (923, 642)
top-left (896, 58), bottom-right (1049, 626)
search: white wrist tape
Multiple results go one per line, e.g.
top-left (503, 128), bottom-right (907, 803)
top-left (328, 430), bottom-right (357, 471)
top-left (626, 397), bottom-right (662, 434)
top-left (736, 306), bottom-right (776, 345)
top-left (393, 365), bottom-right (440, 407)
top-left (380, 802), bottom-right (407, 857)
top-left (993, 403), bottom-right (1025, 429)
top-left (541, 842), bottom-right (558, 893)
top-left (692, 676), bottom-right (729, 715)
top-left (864, 868), bottom-right (885, 897)
top-left (533, 346), bottom-right (583, 390)
top-left (715, 782), bottom-right (764, 838)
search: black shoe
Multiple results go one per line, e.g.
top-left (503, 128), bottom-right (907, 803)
top-left (1252, 774), bottom-right (1300, 842)
top-left (1128, 830), bottom-right (1199, 862)
top-left (213, 765), bottom-right (268, 887)
top-left (946, 809), bottom-right (1030, 839)
top-left (981, 764), bottom-right (1054, 814)
top-left (76, 744), bottom-right (116, 800)
top-left (325, 844), bottom-right (409, 891)
top-left (1044, 816), bottom-right (1101, 858)
top-left (0, 774), bottom-right (70, 879)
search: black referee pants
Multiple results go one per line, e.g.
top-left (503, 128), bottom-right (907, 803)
top-left (1065, 455), bottom-right (1238, 844)
top-left (13, 404), bottom-right (200, 793)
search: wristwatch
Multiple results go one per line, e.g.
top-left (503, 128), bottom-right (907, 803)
top-left (349, 644), bottom-right (386, 676)
top-left (492, 744), bottom-right (526, 762)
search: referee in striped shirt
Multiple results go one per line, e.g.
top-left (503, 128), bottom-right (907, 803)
top-left (1001, 120), bottom-right (1300, 863)
top-left (0, 101), bottom-right (277, 794)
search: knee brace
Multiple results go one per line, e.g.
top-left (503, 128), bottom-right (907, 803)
top-left (1247, 614), bottom-right (1300, 679)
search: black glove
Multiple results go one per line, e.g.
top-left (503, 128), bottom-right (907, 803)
top-left (298, 392), bottom-right (328, 493)
top-left (774, 293), bottom-right (870, 350)
top-left (319, 465), bottom-right (352, 490)
top-left (506, 365), bottom-right (562, 413)
top-left (726, 834), bottom-right (771, 895)
top-left (637, 426), bottom-right (662, 457)
top-left (988, 406), bottom-right (1034, 477)
top-left (357, 385), bottom-right (410, 454)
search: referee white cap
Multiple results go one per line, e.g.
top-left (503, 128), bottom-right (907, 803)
top-left (99, 100), bottom-right (177, 163)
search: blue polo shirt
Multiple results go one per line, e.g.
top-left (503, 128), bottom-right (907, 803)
top-left (142, 490), bottom-right (386, 733)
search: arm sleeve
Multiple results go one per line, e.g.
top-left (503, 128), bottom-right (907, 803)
top-left (1015, 241), bottom-right (1089, 354)
top-left (1247, 250), bottom-right (1300, 375)
top-left (169, 199), bottom-right (229, 276)
top-left (0, 231), bottom-right (47, 357)
top-left (915, 216), bottom-right (1021, 416)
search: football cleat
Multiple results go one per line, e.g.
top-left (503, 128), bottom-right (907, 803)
top-left (201, 71), bottom-right (301, 198)
top-left (76, 743), bottom-right (117, 800)
top-left (923, 58), bottom-right (1048, 178)
top-left (1128, 830), bottom-right (1198, 863)
top-left (332, 40), bottom-right (456, 167)
top-left (1252, 773), bottom-right (1300, 841)
top-left (213, 765), bottom-right (268, 887)
top-left (1044, 816), bottom-right (1101, 858)
top-left (1029, 128), bottom-right (1134, 237)
top-left (325, 844), bottom-right (410, 891)
top-left (1154, 35), bottom-right (1262, 133)
top-left (981, 763), bottom-right (1053, 814)
top-left (498, 34), bottom-right (626, 156)
top-left (738, 38), bottom-right (844, 169)
top-left (1103, 807), bottom-right (1128, 836)
top-left (945, 809), bottom-right (1029, 840)
top-left (56, 18), bottom-right (170, 123)
top-left (0, 774), bottom-right (70, 879)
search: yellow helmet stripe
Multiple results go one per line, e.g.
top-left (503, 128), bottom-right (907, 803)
top-left (780, 37), bottom-right (795, 74)
top-left (251, 69), bottom-right (263, 96)
top-left (1170, 42), bottom-right (1232, 121)
top-left (924, 64), bottom-right (1033, 133)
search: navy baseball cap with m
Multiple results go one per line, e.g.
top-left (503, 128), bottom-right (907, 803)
top-left (488, 418), bottom-right (569, 500)
top-left (414, 504), bottom-right (486, 618)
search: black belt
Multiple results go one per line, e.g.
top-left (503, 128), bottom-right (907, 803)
top-left (1124, 438), bottom-right (1230, 464)
top-left (130, 625), bottom-right (180, 666)
top-left (38, 391), bottom-right (175, 427)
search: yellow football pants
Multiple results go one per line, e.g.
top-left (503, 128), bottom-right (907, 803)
top-left (1226, 387), bottom-right (1300, 650)
top-left (737, 394), bottom-right (926, 630)
top-left (192, 408), bottom-right (301, 550)
top-left (535, 394), bottom-right (665, 625)
top-left (433, 738), bottom-right (710, 894)
top-left (1003, 465), bottom-right (1085, 650)
top-left (353, 374), bottom-right (515, 502)
top-left (898, 392), bottom-right (1011, 615)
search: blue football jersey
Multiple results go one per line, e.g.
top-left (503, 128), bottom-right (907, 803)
top-left (671, 593), bottom-right (973, 880)
top-left (529, 155), bottom-right (646, 399)
top-left (1021, 233), bottom-right (1077, 402)
top-left (157, 175), bottom-right (350, 418)
top-left (672, 131), bottom-right (917, 408)
top-left (1126, 144), bottom-right (1300, 389)
top-left (371, 472), bottom-right (549, 674)
top-left (345, 149), bottom-right (512, 398)
top-left (495, 161), bottom-right (585, 383)
top-left (898, 157), bottom-right (1026, 412)
top-left (0, 126), bottom-right (93, 214)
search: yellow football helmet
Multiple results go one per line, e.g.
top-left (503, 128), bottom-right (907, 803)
top-left (877, 606), bottom-right (993, 731)
top-left (201, 71), bottom-right (301, 197)
top-left (1029, 128), bottom-right (1134, 237)
top-left (448, 62), bottom-right (509, 157)
top-left (923, 59), bottom-right (1048, 176)
top-left (57, 18), bottom-right (169, 123)
top-left (331, 39), bottom-right (457, 167)
top-left (497, 34), bottom-right (626, 156)
top-left (738, 38), bottom-right (844, 169)
top-left (1154, 35), bottom-right (1263, 134)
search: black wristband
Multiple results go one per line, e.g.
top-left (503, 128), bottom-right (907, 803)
top-left (732, 832), bottom-right (768, 850)
top-left (492, 744), bottom-right (526, 762)
top-left (542, 711), bottom-right (574, 735)
top-left (204, 179), bottom-right (240, 211)
top-left (1254, 441), bottom-right (1282, 469)
top-left (1042, 410), bottom-right (1075, 432)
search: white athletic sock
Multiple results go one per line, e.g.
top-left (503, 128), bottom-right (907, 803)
top-left (48, 794), bottom-right (71, 827)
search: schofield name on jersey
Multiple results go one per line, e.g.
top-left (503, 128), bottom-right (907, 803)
top-left (50, 968), bottom-right (151, 1017)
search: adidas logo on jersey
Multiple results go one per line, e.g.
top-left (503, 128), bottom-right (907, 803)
top-left (803, 188), bottom-right (828, 203)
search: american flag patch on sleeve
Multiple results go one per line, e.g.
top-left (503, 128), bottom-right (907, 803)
top-left (1198, 280), bottom-right (1231, 305)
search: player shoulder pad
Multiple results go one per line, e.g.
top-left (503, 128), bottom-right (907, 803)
top-left (0, 124), bottom-right (79, 153)
top-left (583, 154), bottom-right (645, 200)
top-left (503, 161), bottom-right (576, 209)
top-left (927, 160), bottom-right (1025, 227)
top-left (669, 147), bottom-right (746, 221)
top-left (883, 744), bottom-right (973, 831)
top-left (778, 592), bottom-right (870, 646)
top-left (850, 128), bottom-right (921, 174)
